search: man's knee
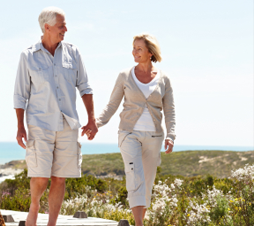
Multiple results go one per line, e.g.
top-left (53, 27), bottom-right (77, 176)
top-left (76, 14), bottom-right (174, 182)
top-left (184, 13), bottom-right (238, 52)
top-left (30, 177), bottom-right (49, 194)
top-left (31, 177), bottom-right (49, 186)
top-left (51, 176), bottom-right (66, 185)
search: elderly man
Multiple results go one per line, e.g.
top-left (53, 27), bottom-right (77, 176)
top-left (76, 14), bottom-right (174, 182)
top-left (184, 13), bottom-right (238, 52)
top-left (13, 7), bottom-right (97, 226)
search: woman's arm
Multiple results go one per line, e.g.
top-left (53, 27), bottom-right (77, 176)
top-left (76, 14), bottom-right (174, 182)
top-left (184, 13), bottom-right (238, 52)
top-left (162, 76), bottom-right (176, 142)
top-left (96, 73), bottom-right (125, 127)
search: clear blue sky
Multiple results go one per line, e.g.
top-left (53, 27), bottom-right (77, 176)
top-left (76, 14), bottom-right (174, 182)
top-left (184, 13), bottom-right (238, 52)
top-left (0, 0), bottom-right (253, 146)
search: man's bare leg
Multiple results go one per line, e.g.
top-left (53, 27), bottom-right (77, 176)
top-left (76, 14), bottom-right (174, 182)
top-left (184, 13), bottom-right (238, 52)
top-left (142, 208), bottom-right (147, 221)
top-left (26, 177), bottom-right (49, 226)
top-left (47, 176), bottom-right (66, 226)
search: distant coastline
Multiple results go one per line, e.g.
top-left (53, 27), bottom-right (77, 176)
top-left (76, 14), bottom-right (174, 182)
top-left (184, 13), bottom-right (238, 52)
top-left (0, 142), bottom-right (253, 165)
top-left (0, 167), bottom-right (23, 183)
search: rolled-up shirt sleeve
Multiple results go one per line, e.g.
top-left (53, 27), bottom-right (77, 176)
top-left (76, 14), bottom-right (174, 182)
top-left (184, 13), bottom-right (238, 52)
top-left (13, 52), bottom-right (31, 110)
top-left (76, 50), bottom-right (93, 97)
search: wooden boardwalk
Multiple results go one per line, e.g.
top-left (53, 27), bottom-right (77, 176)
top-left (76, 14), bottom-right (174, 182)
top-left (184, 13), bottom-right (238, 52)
top-left (0, 210), bottom-right (119, 226)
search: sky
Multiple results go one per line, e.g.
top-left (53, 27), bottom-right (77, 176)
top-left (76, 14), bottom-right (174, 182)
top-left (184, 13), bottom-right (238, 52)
top-left (0, 0), bottom-right (253, 147)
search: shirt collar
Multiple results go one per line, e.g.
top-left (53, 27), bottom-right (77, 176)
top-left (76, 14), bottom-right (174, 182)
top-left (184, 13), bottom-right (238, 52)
top-left (30, 41), bottom-right (41, 53)
top-left (31, 39), bottom-right (62, 53)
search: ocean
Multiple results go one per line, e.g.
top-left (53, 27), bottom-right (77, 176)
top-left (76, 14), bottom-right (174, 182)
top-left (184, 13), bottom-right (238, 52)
top-left (0, 142), bottom-right (253, 165)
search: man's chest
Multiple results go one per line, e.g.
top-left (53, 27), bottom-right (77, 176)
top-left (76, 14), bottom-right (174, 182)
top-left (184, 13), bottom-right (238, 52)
top-left (27, 50), bottom-right (78, 89)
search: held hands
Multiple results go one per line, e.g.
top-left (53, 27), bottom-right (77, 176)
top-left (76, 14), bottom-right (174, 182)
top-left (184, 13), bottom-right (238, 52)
top-left (16, 126), bottom-right (27, 149)
top-left (81, 119), bottom-right (98, 140)
top-left (165, 139), bottom-right (174, 154)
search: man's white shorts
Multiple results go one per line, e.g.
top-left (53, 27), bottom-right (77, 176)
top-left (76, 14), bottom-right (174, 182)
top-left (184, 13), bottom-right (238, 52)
top-left (25, 119), bottom-right (82, 178)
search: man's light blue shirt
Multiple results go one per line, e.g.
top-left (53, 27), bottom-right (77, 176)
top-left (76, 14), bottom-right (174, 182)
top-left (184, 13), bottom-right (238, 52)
top-left (14, 40), bottom-right (93, 131)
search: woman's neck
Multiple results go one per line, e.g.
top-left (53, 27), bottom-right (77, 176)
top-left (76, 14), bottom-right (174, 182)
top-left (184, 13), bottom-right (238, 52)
top-left (136, 62), bottom-right (154, 73)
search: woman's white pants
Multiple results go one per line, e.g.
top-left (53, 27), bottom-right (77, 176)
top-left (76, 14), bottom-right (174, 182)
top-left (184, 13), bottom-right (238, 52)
top-left (118, 130), bottom-right (164, 208)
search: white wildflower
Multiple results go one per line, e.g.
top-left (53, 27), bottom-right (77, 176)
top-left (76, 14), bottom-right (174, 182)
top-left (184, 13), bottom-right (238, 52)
top-left (231, 164), bottom-right (254, 183)
top-left (184, 200), bottom-right (210, 225)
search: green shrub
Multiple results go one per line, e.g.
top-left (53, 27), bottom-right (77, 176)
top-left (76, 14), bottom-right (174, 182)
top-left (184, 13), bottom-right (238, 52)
top-left (2, 164), bottom-right (254, 226)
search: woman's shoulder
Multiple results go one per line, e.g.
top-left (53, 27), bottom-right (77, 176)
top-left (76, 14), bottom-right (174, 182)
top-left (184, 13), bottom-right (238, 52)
top-left (158, 69), bottom-right (171, 81)
top-left (157, 69), bottom-right (173, 88)
top-left (119, 67), bottom-right (133, 75)
top-left (117, 67), bottom-right (134, 79)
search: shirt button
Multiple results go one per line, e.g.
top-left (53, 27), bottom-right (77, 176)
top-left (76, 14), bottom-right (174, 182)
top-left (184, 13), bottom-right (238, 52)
top-left (55, 75), bottom-right (57, 77)
top-left (57, 86), bottom-right (59, 89)
top-left (59, 98), bottom-right (61, 101)
top-left (54, 63), bottom-right (56, 66)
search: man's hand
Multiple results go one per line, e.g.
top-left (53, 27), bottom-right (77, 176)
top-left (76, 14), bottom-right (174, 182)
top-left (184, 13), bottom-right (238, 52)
top-left (81, 94), bottom-right (98, 140)
top-left (15, 108), bottom-right (27, 149)
top-left (17, 126), bottom-right (27, 149)
top-left (165, 139), bottom-right (174, 154)
top-left (81, 120), bottom-right (98, 140)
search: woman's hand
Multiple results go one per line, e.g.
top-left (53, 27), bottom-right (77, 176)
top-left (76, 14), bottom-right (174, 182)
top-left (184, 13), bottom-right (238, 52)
top-left (81, 120), bottom-right (98, 140)
top-left (164, 139), bottom-right (174, 154)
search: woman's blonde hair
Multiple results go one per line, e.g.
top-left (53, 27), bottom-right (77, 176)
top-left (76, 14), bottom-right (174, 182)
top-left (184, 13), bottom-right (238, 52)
top-left (133, 33), bottom-right (162, 63)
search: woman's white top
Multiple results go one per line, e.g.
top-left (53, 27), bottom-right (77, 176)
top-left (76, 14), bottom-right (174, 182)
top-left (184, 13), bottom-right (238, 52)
top-left (132, 67), bottom-right (160, 131)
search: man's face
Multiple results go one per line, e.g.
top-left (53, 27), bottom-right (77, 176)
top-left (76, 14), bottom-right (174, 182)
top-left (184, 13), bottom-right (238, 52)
top-left (47, 14), bottom-right (67, 43)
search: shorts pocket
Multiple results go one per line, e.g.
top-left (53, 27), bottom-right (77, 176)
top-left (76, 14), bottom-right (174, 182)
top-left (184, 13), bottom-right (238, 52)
top-left (77, 142), bottom-right (82, 169)
top-left (25, 140), bottom-right (37, 168)
top-left (125, 162), bottom-right (136, 191)
top-left (118, 131), bottom-right (131, 147)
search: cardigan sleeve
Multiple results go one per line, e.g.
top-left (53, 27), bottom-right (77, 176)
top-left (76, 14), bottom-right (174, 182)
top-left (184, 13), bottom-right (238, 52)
top-left (96, 73), bottom-right (124, 127)
top-left (162, 76), bottom-right (176, 141)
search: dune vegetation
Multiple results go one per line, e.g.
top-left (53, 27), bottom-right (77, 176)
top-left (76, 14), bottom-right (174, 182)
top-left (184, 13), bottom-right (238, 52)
top-left (2, 150), bottom-right (254, 178)
top-left (1, 160), bottom-right (254, 225)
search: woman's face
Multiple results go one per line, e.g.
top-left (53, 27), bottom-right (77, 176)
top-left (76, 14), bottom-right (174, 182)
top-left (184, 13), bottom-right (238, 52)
top-left (132, 39), bottom-right (152, 63)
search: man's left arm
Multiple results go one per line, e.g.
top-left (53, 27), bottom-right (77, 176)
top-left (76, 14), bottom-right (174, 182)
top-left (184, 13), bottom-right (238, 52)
top-left (76, 48), bottom-right (98, 140)
top-left (81, 94), bottom-right (98, 140)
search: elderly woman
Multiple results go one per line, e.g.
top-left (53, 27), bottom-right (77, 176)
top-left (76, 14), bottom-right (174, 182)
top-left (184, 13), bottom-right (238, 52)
top-left (96, 34), bottom-right (176, 226)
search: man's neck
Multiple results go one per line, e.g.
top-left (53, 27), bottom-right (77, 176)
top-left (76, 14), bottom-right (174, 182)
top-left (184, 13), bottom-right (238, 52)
top-left (41, 35), bottom-right (59, 56)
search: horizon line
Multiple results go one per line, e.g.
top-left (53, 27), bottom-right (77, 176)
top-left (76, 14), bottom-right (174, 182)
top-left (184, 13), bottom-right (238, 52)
top-left (0, 141), bottom-right (253, 148)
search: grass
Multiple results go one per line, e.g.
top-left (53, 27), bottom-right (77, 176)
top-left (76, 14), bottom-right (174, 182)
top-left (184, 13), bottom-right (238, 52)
top-left (2, 150), bottom-right (254, 178)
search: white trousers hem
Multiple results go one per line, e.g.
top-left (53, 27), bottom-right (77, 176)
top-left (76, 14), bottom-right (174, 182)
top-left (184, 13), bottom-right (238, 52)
top-left (129, 195), bottom-right (146, 208)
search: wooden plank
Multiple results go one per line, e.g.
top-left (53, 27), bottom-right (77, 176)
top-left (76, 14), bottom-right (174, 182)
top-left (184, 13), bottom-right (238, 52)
top-left (0, 210), bottom-right (119, 226)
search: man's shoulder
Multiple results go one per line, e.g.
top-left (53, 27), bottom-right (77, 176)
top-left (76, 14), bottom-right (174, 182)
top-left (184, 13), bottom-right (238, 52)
top-left (62, 41), bottom-right (79, 51)
top-left (21, 42), bottom-right (41, 55)
top-left (61, 41), bottom-right (81, 60)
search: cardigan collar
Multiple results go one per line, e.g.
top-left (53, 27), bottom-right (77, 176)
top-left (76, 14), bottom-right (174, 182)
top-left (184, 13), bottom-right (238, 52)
top-left (128, 66), bottom-right (163, 101)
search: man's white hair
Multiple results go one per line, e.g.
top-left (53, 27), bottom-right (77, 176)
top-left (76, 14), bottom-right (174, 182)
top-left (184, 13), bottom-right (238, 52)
top-left (38, 6), bottom-right (65, 33)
